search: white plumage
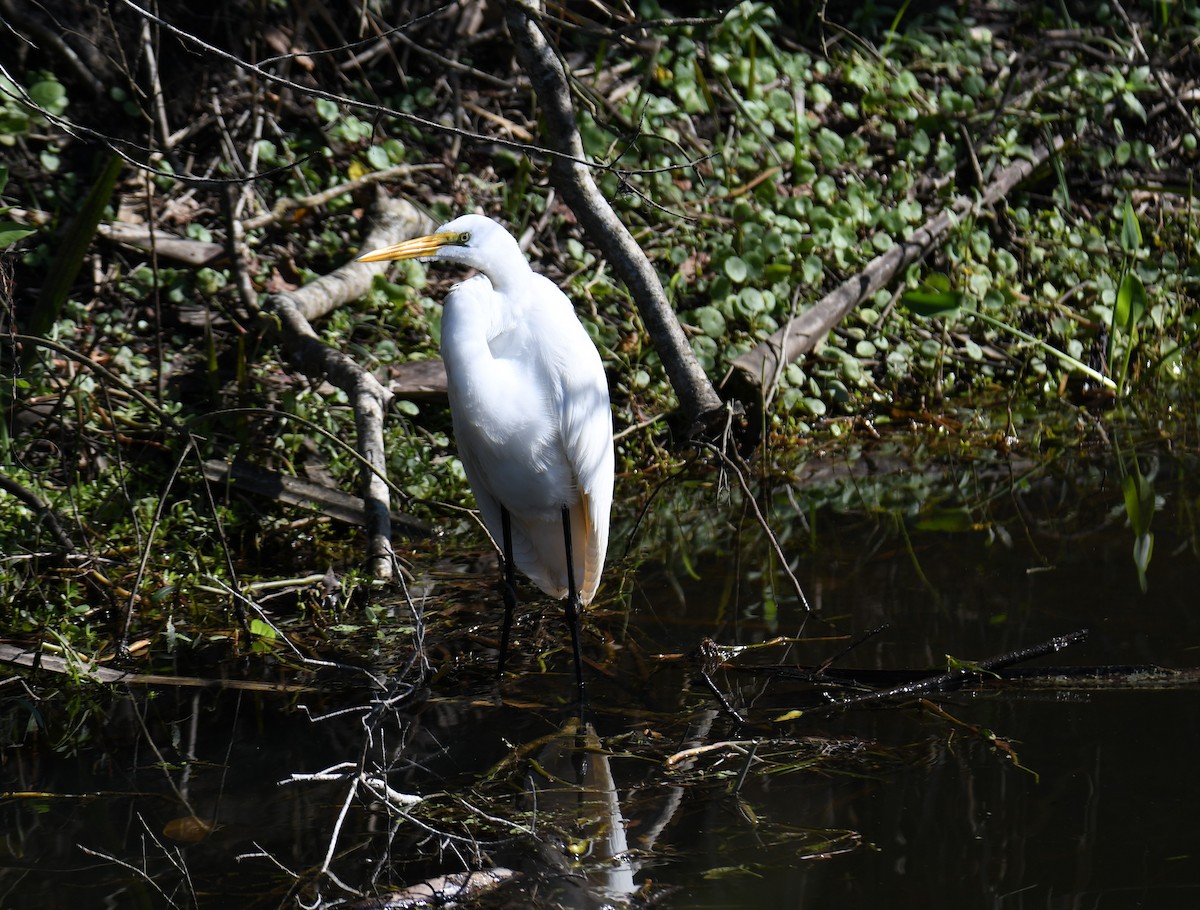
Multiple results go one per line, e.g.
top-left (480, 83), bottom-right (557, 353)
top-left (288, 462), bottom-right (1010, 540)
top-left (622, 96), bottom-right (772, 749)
top-left (359, 214), bottom-right (614, 690)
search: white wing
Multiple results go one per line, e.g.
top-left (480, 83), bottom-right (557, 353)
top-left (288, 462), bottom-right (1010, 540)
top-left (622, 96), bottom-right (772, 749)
top-left (442, 271), bottom-right (613, 604)
top-left (555, 324), bottom-right (614, 603)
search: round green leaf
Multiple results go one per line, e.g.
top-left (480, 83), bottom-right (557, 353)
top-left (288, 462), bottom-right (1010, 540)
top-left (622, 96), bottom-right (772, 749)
top-left (724, 256), bottom-right (749, 283)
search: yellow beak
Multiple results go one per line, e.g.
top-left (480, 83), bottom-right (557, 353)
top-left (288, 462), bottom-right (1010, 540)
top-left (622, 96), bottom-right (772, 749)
top-left (357, 231), bottom-right (460, 263)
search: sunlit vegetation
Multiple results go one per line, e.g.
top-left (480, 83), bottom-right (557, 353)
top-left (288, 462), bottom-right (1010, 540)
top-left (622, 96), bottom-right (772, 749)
top-left (2, 4), bottom-right (1200, 905)
top-left (0, 0), bottom-right (1195, 672)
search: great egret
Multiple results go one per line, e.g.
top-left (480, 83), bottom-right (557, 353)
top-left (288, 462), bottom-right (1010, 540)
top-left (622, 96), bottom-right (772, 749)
top-left (358, 214), bottom-right (614, 696)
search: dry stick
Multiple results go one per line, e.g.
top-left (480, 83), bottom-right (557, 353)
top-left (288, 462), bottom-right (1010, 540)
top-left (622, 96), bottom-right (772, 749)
top-left (138, 13), bottom-right (174, 155)
top-left (222, 182), bottom-right (258, 313)
top-left (697, 440), bottom-right (812, 612)
top-left (262, 194), bottom-right (433, 579)
top-left (241, 162), bottom-right (443, 231)
top-left (506, 0), bottom-right (726, 438)
top-left (0, 642), bottom-right (310, 691)
top-left (721, 135), bottom-right (1067, 439)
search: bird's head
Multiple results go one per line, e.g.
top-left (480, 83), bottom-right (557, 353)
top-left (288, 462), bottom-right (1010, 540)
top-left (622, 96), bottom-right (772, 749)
top-left (357, 214), bottom-right (520, 279)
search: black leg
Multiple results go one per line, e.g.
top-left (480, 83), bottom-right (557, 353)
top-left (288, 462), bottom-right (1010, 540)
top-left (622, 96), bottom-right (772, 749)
top-left (497, 506), bottom-right (518, 678)
top-left (560, 505), bottom-right (587, 703)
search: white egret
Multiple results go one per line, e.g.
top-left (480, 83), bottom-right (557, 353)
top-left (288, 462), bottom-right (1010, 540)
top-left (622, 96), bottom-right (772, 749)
top-left (358, 214), bottom-right (614, 696)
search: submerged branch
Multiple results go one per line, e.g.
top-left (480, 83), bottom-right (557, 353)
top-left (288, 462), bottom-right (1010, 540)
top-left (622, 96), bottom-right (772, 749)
top-left (822, 629), bottom-right (1092, 711)
top-left (0, 643), bottom-right (310, 692)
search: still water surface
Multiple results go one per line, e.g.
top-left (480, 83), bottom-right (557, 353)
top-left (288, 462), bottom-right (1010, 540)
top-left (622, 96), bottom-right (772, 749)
top-left (2, 446), bottom-right (1197, 908)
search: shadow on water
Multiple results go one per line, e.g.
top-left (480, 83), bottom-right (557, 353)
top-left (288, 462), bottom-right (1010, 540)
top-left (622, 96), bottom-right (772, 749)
top-left (3, 437), bottom-right (1199, 907)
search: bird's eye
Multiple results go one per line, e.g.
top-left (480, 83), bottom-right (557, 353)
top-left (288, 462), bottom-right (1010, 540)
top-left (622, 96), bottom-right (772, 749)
top-left (458, 232), bottom-right (472, 244)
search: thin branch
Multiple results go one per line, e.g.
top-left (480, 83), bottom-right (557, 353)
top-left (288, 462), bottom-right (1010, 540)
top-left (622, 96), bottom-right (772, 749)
top-left (697, 440), bottom-right (812, 613)
top-left (262, 194), bottom-right (433, 577)
top-left (241, 163), bottom-right (443, 231)
top-left (506, 0), bottom-right (726, 438)
top-left (95, 0), bottom-right (613, 182)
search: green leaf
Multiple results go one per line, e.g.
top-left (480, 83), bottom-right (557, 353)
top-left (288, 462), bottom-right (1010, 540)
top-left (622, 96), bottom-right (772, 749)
top-left (315, 97), bottom-right (339, 122)
top-left (915, 508), bottom-right (975, 532)
top-left (249, 618), bottom-right (277, 640)
top-left (693, 305), bottom-right (727, 338)
top-left (724, 255), bottom-right (749, 283)
top-left (946, 656), bottom-right (999, 677)
top-left (737, 287), bottom-right (766, 314)
top-left (799, 397), bottom-right (826, 417)
top-left (1123, 470), bottom-right (1155, 592)
top-left (0, 223), bottom-right (35, 246)
top-left (254, 139), bottom-right (279, 166)
top-left (901, 283), bottom-right (964, 318)
top-left (814, 127), bottom-right (845, 160)
top-left (1114, 271), bottom-right (1147, 334)
top-left (801, 255), bottom-right (823, 284)
top-left (366, 144), bottom-right (390, 170)
top-left (1121, 471), bottom-right (1154, 537)
top-left (1121, 90), bottom-right (1147, 123)
top-left (892, 71), bottom-right (919, 97)
top-left (1132, 531), bottom-right (1153, 593)
top-left (1120, 197), bottom-right (1142, 253)
top-left (29, 79), bottom-right (67, 115)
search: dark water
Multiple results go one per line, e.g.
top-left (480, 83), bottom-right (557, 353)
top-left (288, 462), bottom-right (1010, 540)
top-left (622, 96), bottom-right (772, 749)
top-left (3, 445), bottom-right (1198, 908)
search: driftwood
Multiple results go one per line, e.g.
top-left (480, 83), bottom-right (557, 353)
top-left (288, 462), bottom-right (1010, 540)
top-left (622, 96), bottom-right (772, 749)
top-left (261, 194), bottom-right (433, 578)
top-left (201, 459), bottom-right (431, 534)
top-left (820, 628), bottom-right (1091, 711)
top-left (506, 0), bottom-right (727, 439)
top-left (98, 221), bottom-right (224, 266)
top-left (0, 643), bottom-right (310, 692)
top-left (721, 136), bottom-right (1067, 443)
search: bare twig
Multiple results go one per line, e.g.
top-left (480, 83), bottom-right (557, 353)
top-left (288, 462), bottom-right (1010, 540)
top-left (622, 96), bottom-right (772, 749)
top-left (241, 163), bottom-right (443, 231)
top-left (697, 440), bottom-right (812, 613)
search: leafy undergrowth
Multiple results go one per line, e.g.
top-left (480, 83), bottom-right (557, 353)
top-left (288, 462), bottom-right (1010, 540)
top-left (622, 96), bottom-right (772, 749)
top-left (1, 2), bottom-right (1199, 667)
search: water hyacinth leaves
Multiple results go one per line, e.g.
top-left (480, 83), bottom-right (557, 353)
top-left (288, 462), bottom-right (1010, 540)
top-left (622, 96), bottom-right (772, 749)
top-left (901, 274), bottom-right (1115, 389)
